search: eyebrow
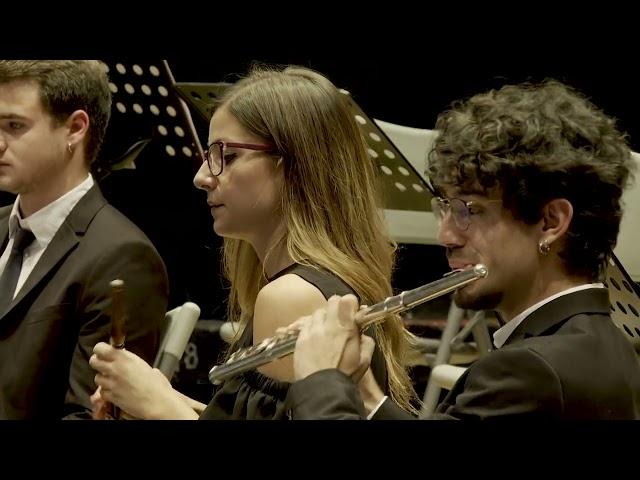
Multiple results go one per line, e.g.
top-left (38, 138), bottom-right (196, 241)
top-left (0, 113), bottom-right (30, 121)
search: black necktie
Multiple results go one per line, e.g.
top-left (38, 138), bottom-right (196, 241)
top-left (0, 225), bottom-right (35, 314)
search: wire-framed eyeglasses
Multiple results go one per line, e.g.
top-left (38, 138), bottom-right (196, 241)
top-left (430, 196), bottom-right (500, 231)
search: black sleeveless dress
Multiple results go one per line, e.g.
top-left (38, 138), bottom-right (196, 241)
top-left (199, 264), bottom-right (388, 420)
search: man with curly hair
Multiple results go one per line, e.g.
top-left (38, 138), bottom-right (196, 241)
top-left (286, 80), bottom-right (640, 419)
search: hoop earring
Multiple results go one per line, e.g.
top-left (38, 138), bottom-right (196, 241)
top-left (538, 240), bottom-right (551, 256)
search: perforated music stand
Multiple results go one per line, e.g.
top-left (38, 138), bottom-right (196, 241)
top-left (173, 82), bottom-right (434, 212)
top-left (173, 82), bottom-right (232, 125)
top-left (97, 60), bottom-right (204, 176)
top-left (605, 253), bottom-right (640, 351)
top-left (338, 89), bottom-right (432, 211)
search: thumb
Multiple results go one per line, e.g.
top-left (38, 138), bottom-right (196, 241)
top-left (336, 294), bottom-right (359, 329)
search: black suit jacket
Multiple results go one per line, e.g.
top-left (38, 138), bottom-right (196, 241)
top-left (0, 185), bottom-right (169, 419)
top-left (287, 288), bottom-right (640, 420)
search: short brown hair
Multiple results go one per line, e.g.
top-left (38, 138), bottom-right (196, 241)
top-left (0, 60), bottom-right (112, 165)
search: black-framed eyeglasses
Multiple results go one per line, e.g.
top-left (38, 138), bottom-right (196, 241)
top-left (203, 141), bottom-right (276, 176)
top-left (430, 196), bottom-right (500, 231)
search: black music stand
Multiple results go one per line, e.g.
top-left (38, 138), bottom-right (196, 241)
top-left (97, 60), bottom-right (203, 176)
top-left (339, 88), bottom-right (432, 212)
top-left (606, 253), bottom-right (640, 351)
top-left (173, 82), bottom-right (232, 125)
top-left (173, 82), bottom-right (434, 212)
top-left (99, 63), bottom-right (226, 323)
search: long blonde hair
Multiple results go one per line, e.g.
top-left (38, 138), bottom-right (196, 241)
top-left (219, 65), bottom-right (417, 412)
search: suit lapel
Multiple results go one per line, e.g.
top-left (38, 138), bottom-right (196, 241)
top-left (504, 288), bottom-right (611, 346)
top-left (0, 205), bottom-right (11, 253)
top-left (0, 186), bottom-right (107, 320)
top-left (434, 288), bottom-right (611, 416)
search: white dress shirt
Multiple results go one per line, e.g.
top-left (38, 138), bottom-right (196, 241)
top-left (0, 175), bottom-right (94, 299)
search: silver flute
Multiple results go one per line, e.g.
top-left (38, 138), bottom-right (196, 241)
top-left (208, 264), bottom-right (488, 384)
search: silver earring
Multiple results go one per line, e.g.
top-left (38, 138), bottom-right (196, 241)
top-left (67, 142), bottom-right (73, 155)
top-left (538, 240), bottom-right (551, 255)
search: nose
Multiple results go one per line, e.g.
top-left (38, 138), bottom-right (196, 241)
top-left (193, 160), bottom-right (219, 191)
top-left (436, 211), bottom-right (465, 249)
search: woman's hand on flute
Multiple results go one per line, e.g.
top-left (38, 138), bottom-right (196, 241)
top-left (90, 342), bottom-right (198, 420)
top-left (292, 294), bottom-right (375, 382)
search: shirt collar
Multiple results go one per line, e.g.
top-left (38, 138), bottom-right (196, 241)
top-left (10, 175), bottom-right (94, 246)
top-left (492, 283), bottom-right (606, 348)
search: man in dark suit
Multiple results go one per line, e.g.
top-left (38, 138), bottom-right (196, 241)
top-left (285, 80), bottom-right (640, 420)
top-left (0, 61), bottom-right (169, 419)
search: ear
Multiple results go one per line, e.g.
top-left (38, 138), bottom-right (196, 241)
top-left (540, 198), bottom-right (573, 245)
top-left (65, 110), bottom-right (90, 150)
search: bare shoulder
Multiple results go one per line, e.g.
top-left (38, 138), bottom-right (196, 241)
top-left (253, 273), bottom-right (330, 382)
top-left (253, 273), bottom-right (327, 342)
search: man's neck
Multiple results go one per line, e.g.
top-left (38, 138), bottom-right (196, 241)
top-left (498, 271), bottom-right (590, 322)
top-left (19, 171), bottom-right (89, 218)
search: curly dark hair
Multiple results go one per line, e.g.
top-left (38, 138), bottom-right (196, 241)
top-left (427, 79), bottom-right (636, 280)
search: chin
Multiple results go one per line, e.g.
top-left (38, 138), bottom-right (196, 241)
top-left (0, 183), bottom-right (18, 195)
top-left (212, 223), bottom-right (244, 241)
top-left (453, 285), bottom-right (502, 311)
top-left (212, 220), bottom-right (227, 236)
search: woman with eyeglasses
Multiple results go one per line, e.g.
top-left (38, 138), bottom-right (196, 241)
top-left (88, 65), bottom-right (418, 419)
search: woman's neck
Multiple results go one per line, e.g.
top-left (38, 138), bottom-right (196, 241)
top-left (250, 223), bottom-right (294, 278)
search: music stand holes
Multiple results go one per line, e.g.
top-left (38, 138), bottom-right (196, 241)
top-left (116, 64), bottom-right (126, 74)
top-left (157, 125), bottom-right (168, 136)
top-left (141, 85), bottom-right (152, 96)
top-left (381, 165), bottom-right (392, 176)
top-left (207, 92), bottom-right (217, 99)
top-left (622, 280), bottom-right (633, 293)
top-left (165, 145), bottom-right (176, 156)
top-left (182, 146), bottom-right (193, 157)
top-left (158, 86), bottom-right (169, 97)
top-left (355, 115), bottom-right (366, 125)
top-left (133, 104), bottom-right (143, 114)
top-left (636, 327), bottom-right (640, 336)
top-left (368, 148), bottom-right (378, 159)
top-left (369, 132), bottom-right (381, 142)
top-left (412, 184), bottom-right (424, 192)
top-left (133, 65), bottom-right (143, 76)
top-left (175, 126), bottom-right (185, 137)
top-left (616, 301), bottom-right (627, 314)
top-left (167, 106), bottom-right (177, 117)
top-left (623, 324), bottom-right (634, 337)
top-left (398, 166), bottom-right (410, 176)
top-left (395, 182), bottom-right (407, 192)
top-left (603, 280), bottom-right (608, 288)
top-left (149, 65), bottom-right (160, 77)
top-left (610, 277), bottom-right (621, 291)
top-left (115, 102), bottom-right (126, 114)
top-left (384, 149), bottom-right (396, 160)
top-left (124, 83), bottom-right (135, 95)
top-left (190, 91), bottom-right (202, 100)
top-left (629, 304), bottom-right (639, 317)
top-left (610, 303), bottom-right (615, 312)
top-left (108, 83), bottom-right (118, 94)
top-left (150, 104), bottom-right (160, 116)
